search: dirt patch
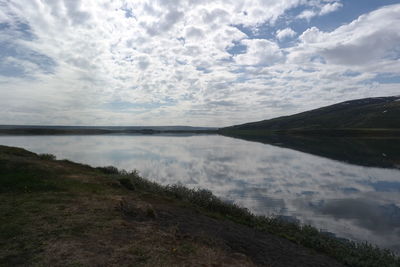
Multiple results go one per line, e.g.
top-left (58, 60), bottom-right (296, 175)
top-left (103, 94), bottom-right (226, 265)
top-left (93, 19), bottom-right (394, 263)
top-left (127, 197), bottom-right (344, 267)
top-left (41, 203), bottom-right (256, 266)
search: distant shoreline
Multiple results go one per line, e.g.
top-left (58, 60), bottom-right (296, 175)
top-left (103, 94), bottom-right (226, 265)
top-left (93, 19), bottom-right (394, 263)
top-left (1, 126), bottom-right (400, 137)
top-left (0, 127), bottom-right (218, 135)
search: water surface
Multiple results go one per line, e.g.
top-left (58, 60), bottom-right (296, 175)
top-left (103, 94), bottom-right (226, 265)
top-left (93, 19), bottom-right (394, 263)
top-left (1, 134), bottom-right (399, 253)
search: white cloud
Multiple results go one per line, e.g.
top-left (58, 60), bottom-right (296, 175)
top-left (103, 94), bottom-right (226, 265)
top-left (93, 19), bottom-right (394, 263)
top-left (185, 26), bottom-right (205, 40)
top-left (295, 4), bottom-right (400, 67)
top-left (0, 0), bottom-right (309, 126)
top-left (297, 9), bottom-right (317, 21)
top-left (299, 27), bottom-right (322, 43)
top-left (320, 2), bottom-right (343, 16)
top-left (276, 27), bottom-right (297, 41)
top-left (0, 1), bottom-right (399, 126)
top-left (297, 1), bottom-right (343, 21)
top-left (234, 39), bottom-right (284, 66)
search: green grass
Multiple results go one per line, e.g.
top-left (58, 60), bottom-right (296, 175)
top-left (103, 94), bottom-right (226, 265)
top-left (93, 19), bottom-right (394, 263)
top-left (0, 171), bottom-right (60, 193)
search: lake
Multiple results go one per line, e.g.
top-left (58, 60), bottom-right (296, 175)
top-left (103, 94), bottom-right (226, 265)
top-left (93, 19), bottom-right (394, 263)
top-left (1, 134), bottom-right (399, 253)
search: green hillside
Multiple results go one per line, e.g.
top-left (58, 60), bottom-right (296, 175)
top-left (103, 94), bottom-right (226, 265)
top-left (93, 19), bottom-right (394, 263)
top-left (221, 96), bottom-right (400, 134)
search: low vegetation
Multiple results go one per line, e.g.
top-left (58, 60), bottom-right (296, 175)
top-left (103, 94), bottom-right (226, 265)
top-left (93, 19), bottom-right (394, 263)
top-left (1, 145), bottom-right (399, 266)
top-left (38, 153), bottom-right (57, 160)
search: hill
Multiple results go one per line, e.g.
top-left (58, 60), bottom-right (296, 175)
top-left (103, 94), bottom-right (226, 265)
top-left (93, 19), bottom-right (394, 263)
top-left (220, 96), bottom-right (400, 135)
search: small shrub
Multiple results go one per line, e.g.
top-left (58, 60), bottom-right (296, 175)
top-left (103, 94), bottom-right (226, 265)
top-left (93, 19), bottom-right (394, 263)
top-left (146, 207), bottom-right (156, 218)
top-left (38, 153), bottom-right (56, 160)
top-left (164, 185), bottom-right (252, 219)
top-left (96, 166), bottom-right (119, 174)
top-left (118, 178), bottom-right (135, 190)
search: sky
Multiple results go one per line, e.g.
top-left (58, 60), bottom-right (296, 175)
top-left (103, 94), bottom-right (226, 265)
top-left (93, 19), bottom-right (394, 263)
top-left (0, 0), bottom-right (399, 127)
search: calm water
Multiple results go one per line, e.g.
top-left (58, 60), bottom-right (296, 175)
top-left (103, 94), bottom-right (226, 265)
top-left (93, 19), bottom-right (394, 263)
top-left (1, 134), bottom-right (399, 253)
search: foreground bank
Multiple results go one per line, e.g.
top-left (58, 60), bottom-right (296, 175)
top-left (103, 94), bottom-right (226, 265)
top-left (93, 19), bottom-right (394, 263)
top-left (0, 145), bottom-right (398, 266)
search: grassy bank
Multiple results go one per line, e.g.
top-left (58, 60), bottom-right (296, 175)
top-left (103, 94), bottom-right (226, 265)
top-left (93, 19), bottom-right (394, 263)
top-left (0, 145), bottom-right (399, 266)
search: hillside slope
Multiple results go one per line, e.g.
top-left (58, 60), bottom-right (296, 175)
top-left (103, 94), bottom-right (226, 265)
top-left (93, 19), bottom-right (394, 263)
top-left (221, 96), bottom-right (400, 132)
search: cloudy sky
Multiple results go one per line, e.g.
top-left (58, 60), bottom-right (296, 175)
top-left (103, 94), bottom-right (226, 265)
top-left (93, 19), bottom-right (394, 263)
top-left (1, 0), bottom-right (399, 126)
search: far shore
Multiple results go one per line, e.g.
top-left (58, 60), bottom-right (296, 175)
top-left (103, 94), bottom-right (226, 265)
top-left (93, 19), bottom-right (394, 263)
top-left (1, 125), bottom-right (400, 137)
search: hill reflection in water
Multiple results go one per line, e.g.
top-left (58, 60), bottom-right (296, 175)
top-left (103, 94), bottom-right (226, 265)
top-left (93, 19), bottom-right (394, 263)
top-left (223, 133), bottom-right (400, 170)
